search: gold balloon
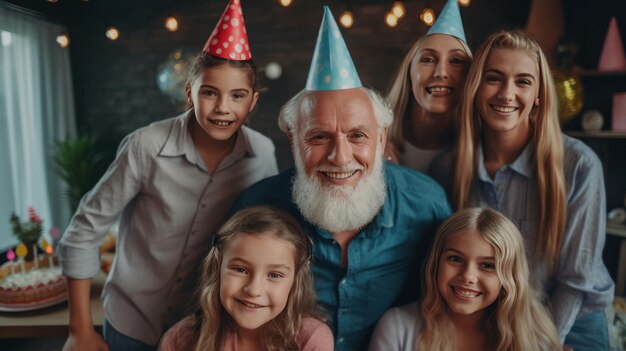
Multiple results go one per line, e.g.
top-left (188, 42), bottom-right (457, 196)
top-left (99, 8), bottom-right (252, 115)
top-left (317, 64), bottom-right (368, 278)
top-left (552, 68), bottom-right (584, 125)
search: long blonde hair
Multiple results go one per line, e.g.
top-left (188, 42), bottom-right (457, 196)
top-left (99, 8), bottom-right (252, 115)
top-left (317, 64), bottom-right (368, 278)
top-left (419, 207), bottom-right (561, 351)
top-left (177, 206), bottom-right (321, 351)
top-left (387, 34), bottom-right (472, 152)
top-left (452, 30), bottom-right (566, 272)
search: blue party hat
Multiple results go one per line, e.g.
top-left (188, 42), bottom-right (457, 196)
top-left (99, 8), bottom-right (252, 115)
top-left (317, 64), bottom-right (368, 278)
top-left (305, 6), bottom-right (362, 91)
top-left (427, 0), bottom-right (466, 43)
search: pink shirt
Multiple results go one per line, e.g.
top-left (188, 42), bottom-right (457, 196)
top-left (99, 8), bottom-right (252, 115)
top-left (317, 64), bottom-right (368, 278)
top-left (159, 317), bottom-right (334, 350)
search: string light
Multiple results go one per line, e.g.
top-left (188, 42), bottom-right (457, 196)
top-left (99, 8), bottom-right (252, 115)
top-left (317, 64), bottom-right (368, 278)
top-left (56, 32), bottom-right (70, 48)
top-left (458, 0), bottom-right (471, 7)
top-left (105, 27), bottom-right (120, 41)
top-left (419, 8), bottom-right (436, 26)
top-left (339, 10), bottom-right (354, 28)
top-left (279, 0), bottom-right (292, 7)
top-left (391, 2), bottom-right (406, 19)
top-left (385, 12), bottom-right (399, 28)
top-left (165, 16), bottom-right (179, 32)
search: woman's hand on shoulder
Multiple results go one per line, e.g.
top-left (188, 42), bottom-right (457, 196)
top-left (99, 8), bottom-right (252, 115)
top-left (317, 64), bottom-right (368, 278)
top-left (62, 329), bottom-right (110, 351)
top-left (384, 141), bottom-right (400, 164)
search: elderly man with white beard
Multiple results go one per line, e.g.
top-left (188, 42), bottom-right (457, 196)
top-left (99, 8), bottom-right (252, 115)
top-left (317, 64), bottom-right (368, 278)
top-left (229, 7), bottom-right (451, 351)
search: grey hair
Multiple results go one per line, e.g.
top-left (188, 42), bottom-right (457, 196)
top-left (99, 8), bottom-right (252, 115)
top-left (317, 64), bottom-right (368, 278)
top-left (278, 88), bottom-right (394, 134)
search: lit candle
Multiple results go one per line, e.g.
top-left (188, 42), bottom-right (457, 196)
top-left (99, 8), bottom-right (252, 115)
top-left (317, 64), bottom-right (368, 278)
top-left (32, 243), bottom-right (39, 268)
top-left (49, 227), bottom-right (61, 246)
top-left (15, 243), bottom-right (27, 274)
top-left (40, 239), bottom-right (51, 268)
top-left (6, 249), bottom-right (16, 275)
top-left (45, 245), bottom-right (54, 269)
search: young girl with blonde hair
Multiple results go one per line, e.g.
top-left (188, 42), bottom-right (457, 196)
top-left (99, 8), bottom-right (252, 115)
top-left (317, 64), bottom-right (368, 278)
top-left (369, 207), bottom-right (562, 351)
top-left (432, 30), bottom-right (613, 350)
top-left (159, 206), bottom-right (333, 351)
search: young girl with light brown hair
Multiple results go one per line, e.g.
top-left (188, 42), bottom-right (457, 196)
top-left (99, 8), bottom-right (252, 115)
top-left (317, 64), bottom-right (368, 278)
top-left (159, 206), bottom-right (333, 351)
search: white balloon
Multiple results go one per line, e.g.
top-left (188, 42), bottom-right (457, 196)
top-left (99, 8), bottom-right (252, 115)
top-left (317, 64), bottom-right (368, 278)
top-left (265, 62), bottom-right (282, 80)
top-left (581, 110), bottom-right (604, 132)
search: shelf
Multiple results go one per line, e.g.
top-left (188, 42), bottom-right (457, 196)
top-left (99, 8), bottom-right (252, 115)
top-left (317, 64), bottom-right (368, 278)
top-left (608, 223), bottom-right (626, 238)
top-left (566, 131), bottom-right (626, 139)
top-left (579, 70), bottom-right (626, 78)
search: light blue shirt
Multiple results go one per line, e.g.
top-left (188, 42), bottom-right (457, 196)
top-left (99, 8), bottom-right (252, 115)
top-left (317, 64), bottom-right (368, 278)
top-left (433, 134), bottom-right (614, 340)
top-left (231, 163), bottom-right (452, 351)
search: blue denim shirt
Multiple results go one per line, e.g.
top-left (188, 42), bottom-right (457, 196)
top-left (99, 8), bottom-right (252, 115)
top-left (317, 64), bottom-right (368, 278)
top-left (432, 134), bottom-right (615, 341)
top-left (231, 162), bottom-right (452, 351)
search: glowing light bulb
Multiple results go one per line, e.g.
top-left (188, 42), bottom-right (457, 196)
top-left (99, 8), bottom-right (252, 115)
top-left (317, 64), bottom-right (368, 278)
top-left (279, 0), bottom-right (292, 7)
top-left (165, 16), bottom-right (178, 32)
top-left (339, 10), bottom-right (354, 28)
top-left (106, 27), bottom-right (120, 41)
top-left (56, 32), bottom-right (70, 48)
top-left (458, 0), bottom-right (471, 7)
top-left (46, 0), bottom-right (58, 3)
top-left (420, 8), bottom-right (435, 26)
top-left (385, 12), bottom-right (399, 28)
top-left (391, 2), bottom-right (406, 19)
top-left (265, 62), bottom-right (283, 80)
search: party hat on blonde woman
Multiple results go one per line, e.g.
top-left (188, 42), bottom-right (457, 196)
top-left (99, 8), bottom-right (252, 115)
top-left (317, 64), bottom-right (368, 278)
top-left (427, 0), bottom-right (466, 43)
top-left (203, 0), bottom-right (252, 60)
top-left (305, 6), bottom-right (362, 91)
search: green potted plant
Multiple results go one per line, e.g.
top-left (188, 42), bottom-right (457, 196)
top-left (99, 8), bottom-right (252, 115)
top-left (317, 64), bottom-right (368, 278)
top-left (53, 135), bottom-right (106, 212)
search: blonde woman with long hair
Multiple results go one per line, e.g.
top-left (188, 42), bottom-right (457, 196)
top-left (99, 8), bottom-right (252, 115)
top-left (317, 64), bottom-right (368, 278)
top-left (369, 207), bottom-right (562, 351)
top-left (159, 207), bottom-right (332, 351)
top-left (386, 0), bottom-right (472, 172)
top-left (431, 30), bottom-right (613, 350)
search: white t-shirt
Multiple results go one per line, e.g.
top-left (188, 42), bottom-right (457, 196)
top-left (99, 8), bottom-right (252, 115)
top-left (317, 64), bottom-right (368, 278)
top-left (399, 140), bottom-right (446, 173)
top-left (369, 302), bottom-right (421, 351)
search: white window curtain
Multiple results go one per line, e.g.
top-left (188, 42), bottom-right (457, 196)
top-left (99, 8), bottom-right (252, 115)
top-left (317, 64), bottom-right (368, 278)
top-left (0, 3), bottom-right (76, 250)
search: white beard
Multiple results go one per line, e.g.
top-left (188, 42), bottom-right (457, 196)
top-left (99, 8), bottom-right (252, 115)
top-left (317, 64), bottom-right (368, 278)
top-left (291, 143), bottom-right (386, 233)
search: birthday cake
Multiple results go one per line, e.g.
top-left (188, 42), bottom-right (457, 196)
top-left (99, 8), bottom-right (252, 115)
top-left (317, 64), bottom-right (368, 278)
top-left (0, 257), bottom-right (67, 310)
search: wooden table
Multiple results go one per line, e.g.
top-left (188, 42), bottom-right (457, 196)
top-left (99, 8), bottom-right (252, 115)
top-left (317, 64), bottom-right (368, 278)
top-left (0, 271), bottom-right (106, 338)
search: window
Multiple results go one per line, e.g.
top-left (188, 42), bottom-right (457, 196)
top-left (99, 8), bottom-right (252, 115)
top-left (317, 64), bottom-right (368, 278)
top-left (0, 4), bottom-right (76, 250)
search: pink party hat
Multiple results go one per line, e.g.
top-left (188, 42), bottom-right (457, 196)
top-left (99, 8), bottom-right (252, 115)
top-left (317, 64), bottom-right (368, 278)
top-left (598, 17), bottom-right (626, 71)
top-left (203, 0), bottom-right (252, 61)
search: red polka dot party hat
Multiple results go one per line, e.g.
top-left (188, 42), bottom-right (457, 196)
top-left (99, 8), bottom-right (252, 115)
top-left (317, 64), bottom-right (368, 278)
top-left (203, 0), bottom-right (252, 61)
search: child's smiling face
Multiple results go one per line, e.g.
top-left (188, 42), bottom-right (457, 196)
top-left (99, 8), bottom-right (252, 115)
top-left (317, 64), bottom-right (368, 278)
top-left (186, 64), bottom-right (258, 143)
top-left (219, 232), bottom-right (296, 333)
top-left (437, 230), bottom-right (502, 320)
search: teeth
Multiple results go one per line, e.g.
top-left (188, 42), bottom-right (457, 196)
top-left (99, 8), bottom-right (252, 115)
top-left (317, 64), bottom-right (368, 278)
top-left (211, 120), bottom-right (232, 126)
top-left (454, 287), bottom-right (480, 297)
top-left (492, 105), bottom-right (517, 113)
top-left (323, 171), bottom-right (356, 179)
top-left (427, 87), bottom-right (452, 93)
top-left (239, 300), bottom-right (263, 308)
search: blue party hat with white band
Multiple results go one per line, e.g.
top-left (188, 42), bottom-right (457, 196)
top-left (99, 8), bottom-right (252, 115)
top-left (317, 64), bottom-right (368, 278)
top-left (427, 0), bottom-right (466, 43)
top-left (305, 6), bottom-right (362, 91)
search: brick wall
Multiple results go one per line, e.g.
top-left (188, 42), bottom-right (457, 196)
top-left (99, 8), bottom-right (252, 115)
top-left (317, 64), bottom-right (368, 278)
top-left (64, 0), bottom-right (530, 169)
